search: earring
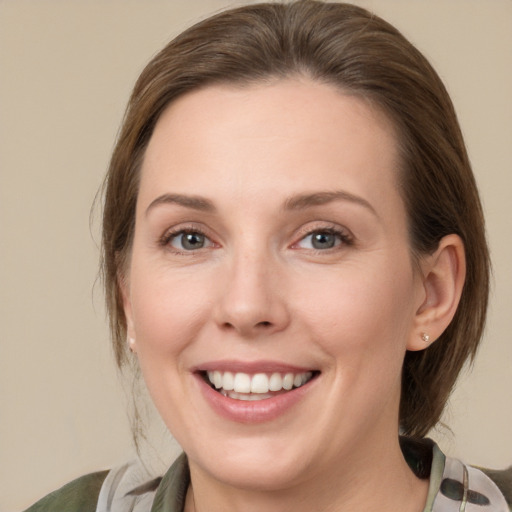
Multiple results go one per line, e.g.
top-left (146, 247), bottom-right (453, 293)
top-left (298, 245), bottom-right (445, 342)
top-left (421, 332), bottom-right (430, 343)
top-left (127, 336), bottom-right (136, 352)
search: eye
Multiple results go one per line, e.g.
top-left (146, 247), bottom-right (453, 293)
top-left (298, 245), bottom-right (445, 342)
top-left (167, 230), bottom-right (214, 251)
top-left (295, 228), bottom-right (350, 250)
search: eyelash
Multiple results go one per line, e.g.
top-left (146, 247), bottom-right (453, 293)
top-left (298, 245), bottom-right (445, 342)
top-left (292, 226), bottom-right (354, 252)
top-left (159, 226), bottom-right (214, 254)
top-left (158, 224), bottom-right (354, 254)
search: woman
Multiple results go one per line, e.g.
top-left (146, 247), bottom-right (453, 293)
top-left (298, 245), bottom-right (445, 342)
top-left (25, 1), bottom-right (511, 511)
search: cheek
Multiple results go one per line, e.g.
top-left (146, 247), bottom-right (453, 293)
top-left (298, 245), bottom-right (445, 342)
top-left (129, 265), bottom-right (212, 356)
top-left (295, 257), bottom-right (417, 360)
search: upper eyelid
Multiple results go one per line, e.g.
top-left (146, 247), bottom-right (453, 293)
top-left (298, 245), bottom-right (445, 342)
top-left (161, 221), bottom-right (211, 236)
top-left (299, 226), bottom-right (349, 236)
top-left (293, 222), bottom-right (353, 240)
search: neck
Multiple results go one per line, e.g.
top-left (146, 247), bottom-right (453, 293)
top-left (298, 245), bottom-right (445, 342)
top-left (184, 433), bottom-right (429, 512)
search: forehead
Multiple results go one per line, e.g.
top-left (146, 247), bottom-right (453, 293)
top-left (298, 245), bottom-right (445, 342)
top-left (139, 79), bottom-right (403, 217)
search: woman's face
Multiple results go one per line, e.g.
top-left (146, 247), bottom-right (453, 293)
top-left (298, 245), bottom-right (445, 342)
top-left (123, 79), bottom-right (427, 490)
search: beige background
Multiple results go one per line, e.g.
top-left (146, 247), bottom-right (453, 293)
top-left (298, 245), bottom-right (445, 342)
top-left (1, 1), bottom-right (511, 510)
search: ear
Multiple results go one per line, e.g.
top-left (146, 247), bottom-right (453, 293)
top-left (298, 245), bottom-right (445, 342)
top-left (407, 234), bottom-right (466, 351)
top-left (118, 271), bottom-right (137, 352)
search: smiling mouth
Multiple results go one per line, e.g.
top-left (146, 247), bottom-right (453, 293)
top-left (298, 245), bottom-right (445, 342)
top-left (202, 370), bottom-right (318, 401)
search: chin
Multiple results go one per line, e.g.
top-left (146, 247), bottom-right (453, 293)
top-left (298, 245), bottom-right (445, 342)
top-left (196, 447), bottom-right (313, 491)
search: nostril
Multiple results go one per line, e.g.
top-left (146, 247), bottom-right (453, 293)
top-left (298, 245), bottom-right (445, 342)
top-left (219, 320), bottom-right (275, 334)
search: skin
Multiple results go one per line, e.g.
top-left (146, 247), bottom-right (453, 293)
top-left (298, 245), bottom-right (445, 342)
top-left (122, 78), bottom-right (465, 512)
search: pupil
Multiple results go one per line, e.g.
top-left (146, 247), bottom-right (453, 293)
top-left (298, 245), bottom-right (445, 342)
top-left (312, 232), bottom-right (335, 249)
top-left (182, 232), bottom-right (204, 250)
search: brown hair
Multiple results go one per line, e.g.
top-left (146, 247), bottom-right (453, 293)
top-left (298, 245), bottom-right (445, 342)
top-left (101, 0), bottom-right (489, 437)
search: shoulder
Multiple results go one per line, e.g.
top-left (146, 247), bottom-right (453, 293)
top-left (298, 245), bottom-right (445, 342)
top-left (24, 470), bottom-right (109, 512)
top-left (433, 448), bottom-right (511, 512)
top-left (22, 456), bottom-right (184, 512)
top-left (480, 466), bottom-right (512, 510)
top-left (400, 437), bottom-right (511, 511)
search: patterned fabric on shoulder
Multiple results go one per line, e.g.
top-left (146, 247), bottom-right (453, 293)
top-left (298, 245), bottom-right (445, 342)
top-left (432, 456), bottom-right (510, 512)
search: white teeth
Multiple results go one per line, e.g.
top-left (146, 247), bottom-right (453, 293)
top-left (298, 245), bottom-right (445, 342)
top-left (233, 372), bottom-right (251, 393)
top-left (222, 371), bottom-right (234, 391)
top-left (213, 371), bottom-right (222, 389)
top-left (206, 370), bottom-right (314, 397)
top-left (269, 372), bottom-right (282, 391)
top-left (282, 373), bottom-right (294, 390)
top-left (229, 391), bottom-right (273, 401)
top-left (250, 373), bottom-right (269, 393)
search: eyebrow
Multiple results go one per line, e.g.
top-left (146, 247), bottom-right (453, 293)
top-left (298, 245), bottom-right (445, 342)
top-left (145, 193), bottom-right (216, 215)
top-left (283, 190), bottom-right (377, 216)
top-left (145, 190), bottom-right (377, 217)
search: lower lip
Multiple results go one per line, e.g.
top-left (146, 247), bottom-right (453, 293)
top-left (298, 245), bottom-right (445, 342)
top-left (195, 374), bottom-right (317, 424)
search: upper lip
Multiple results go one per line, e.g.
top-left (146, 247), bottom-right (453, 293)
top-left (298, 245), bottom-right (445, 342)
top-left (192, 359), bottom-right (318, 375)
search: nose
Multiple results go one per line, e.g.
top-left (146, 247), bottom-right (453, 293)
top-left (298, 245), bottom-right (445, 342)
top-left (213, 249), bottom-right (290, 338)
